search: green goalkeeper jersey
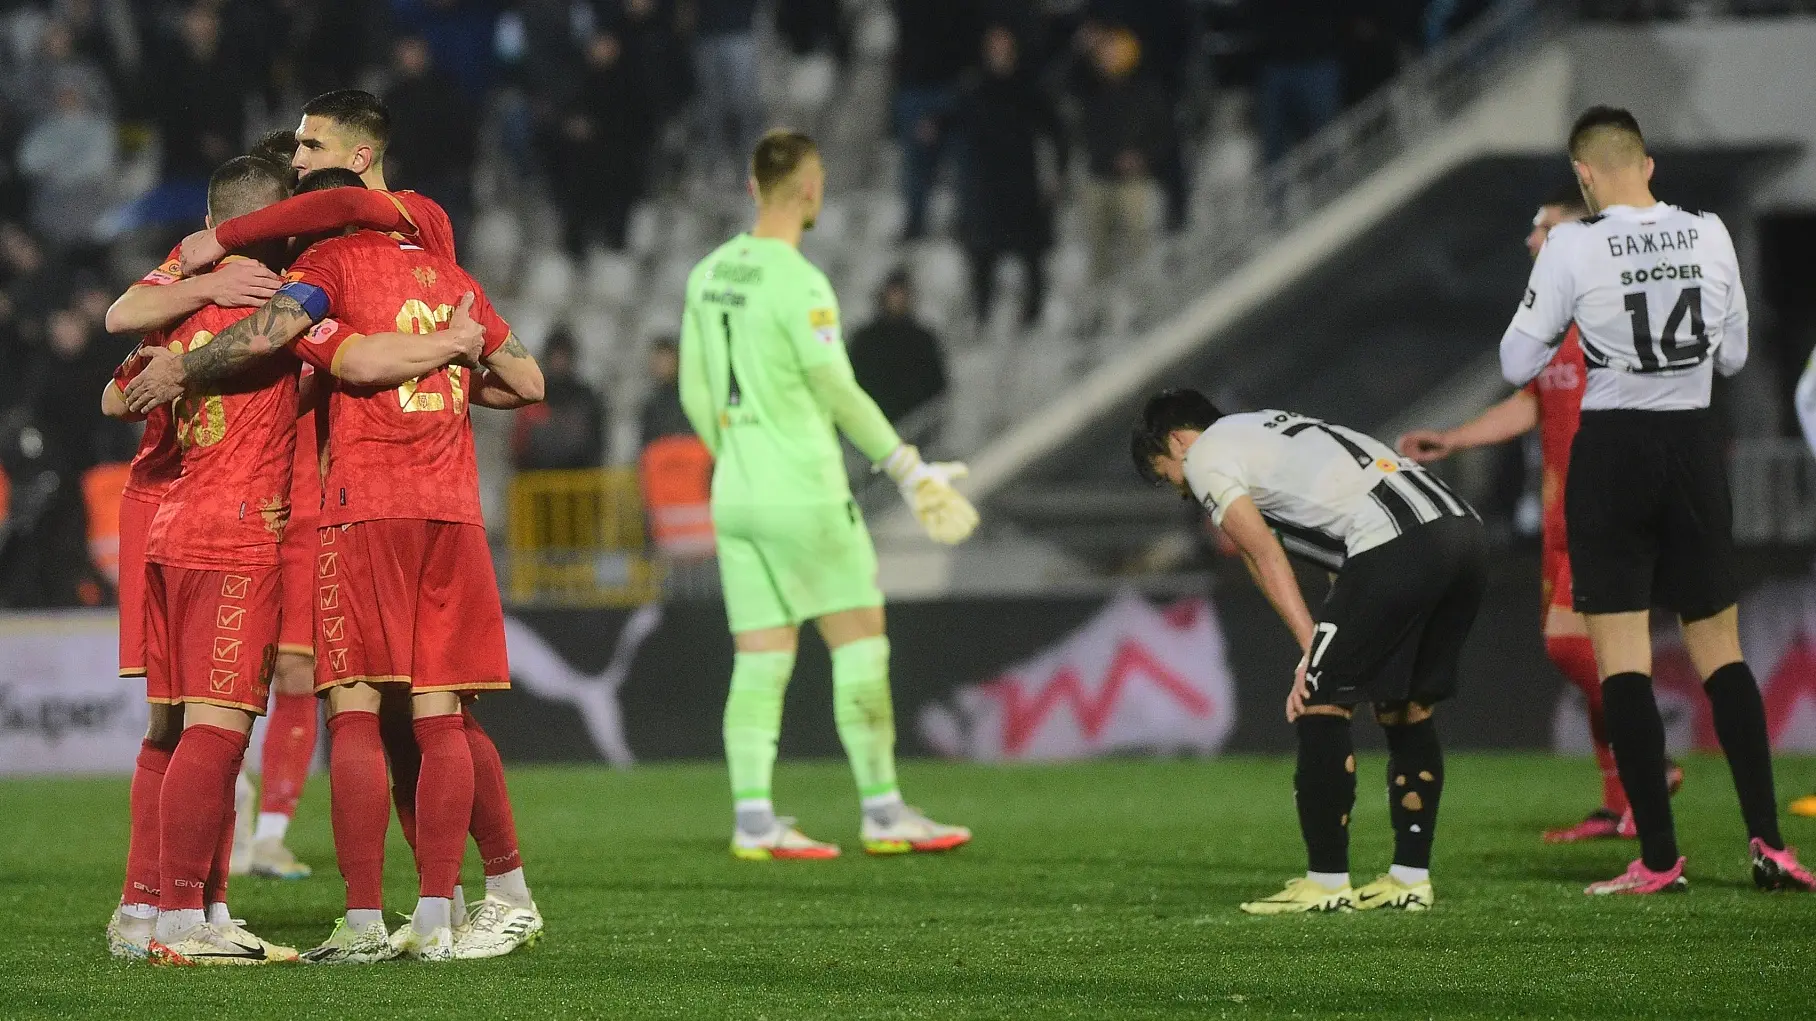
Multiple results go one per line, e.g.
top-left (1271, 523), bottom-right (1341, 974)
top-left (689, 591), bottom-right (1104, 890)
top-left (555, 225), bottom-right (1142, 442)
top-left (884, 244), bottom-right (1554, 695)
top-left (679, 233), bottom-right (898, 507)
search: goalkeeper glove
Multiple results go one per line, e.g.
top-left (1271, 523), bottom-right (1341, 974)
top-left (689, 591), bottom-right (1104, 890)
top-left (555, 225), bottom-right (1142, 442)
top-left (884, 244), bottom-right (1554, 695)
top-left (880, 444), bottom-right (979, 545)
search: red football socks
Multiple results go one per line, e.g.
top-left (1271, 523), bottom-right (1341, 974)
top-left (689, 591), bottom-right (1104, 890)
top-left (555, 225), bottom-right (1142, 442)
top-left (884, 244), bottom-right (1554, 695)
top-left (1546, 633), bottom-right (1627, 815)
top-left (158, 725), bottom-right (248, 912)
top-left (413, 715), bottom-right (474, 899)
top-left (464, 710), bottom-right (523, 876)
top-left (122, 740), bottom-right (172, 906)
top-left (260, 692), bottom-right (318, 818)
top-left (380, 709), bottom-right (421, 851)
top-left (328, 710), bottom-right (389, 911)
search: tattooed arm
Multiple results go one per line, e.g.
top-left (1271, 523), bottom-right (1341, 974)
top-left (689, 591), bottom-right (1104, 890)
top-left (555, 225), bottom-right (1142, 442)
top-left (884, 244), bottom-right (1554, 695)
top-left (474, 332), bottom-right (545, 406)
top-left (121, 295), bottom-right (313, 413)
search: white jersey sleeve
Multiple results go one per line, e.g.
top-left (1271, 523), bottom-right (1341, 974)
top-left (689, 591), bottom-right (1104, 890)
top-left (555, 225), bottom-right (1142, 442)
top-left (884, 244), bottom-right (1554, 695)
top-left (1182, 436), bottom-right (1248, 528)
top-left (1501, 228), bottom-right (1578, 386)
top-left (1705, 215), bottom-right (1749, 377)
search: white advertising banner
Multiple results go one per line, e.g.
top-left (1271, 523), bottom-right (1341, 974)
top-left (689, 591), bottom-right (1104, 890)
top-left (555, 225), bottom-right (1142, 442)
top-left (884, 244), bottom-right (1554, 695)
top-left (918, 589), bottom-right (1238, 761)
top-left (0, 610), bottom-right (147, 774)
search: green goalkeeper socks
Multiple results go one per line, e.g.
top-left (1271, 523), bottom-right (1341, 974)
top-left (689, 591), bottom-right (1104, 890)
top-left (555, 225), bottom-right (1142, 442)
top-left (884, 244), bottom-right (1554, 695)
top-left (831, 636), bottom-right (899, 802)
top-left (723, 650), bottom-right (795, 806)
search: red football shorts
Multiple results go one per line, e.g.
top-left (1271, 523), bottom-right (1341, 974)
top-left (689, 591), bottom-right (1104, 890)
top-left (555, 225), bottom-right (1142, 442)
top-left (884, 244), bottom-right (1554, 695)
top-left (144, 563), bottom-right (279, 714)
top-left (314, 519), bottom-right (510, 695)
top-left (118, 493), bottom-right (159, 678)
top-left (278, 516), bottom-right (318, 657)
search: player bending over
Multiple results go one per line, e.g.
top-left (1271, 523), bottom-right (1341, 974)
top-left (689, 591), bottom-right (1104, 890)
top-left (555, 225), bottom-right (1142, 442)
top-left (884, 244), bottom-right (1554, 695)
top-left (680, 130), bottom-right (978, 859)
top-left (1500, 106), bottom-right (1813, 893)
top-left (1399, 185), bottom-right (1681, 843)
top-left (1133, 390), bottom-right (1485, 914)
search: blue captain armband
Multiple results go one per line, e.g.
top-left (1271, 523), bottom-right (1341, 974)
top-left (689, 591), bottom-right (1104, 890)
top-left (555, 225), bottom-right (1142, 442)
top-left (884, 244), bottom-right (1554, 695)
top-left (274, 280), bottom-right (330, 322)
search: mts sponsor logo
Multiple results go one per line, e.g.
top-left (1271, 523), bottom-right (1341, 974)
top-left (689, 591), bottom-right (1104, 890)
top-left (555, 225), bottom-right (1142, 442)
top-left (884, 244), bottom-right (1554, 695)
top-left (919, 590), bottom-right (1237, 762)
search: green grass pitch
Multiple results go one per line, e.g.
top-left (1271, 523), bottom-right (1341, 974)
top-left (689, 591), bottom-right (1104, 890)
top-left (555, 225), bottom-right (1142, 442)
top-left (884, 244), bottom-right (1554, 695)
top-left (3, 755), bottom-right (1815, 1019)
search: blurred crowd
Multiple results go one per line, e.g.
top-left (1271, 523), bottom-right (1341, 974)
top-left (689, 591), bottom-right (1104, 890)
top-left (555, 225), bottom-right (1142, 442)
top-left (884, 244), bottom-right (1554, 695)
top-left (0, 0), bottom-right (1521, 606)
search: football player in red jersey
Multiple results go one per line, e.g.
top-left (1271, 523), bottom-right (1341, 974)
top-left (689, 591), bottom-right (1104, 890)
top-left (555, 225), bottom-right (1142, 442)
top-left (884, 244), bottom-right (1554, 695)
top-left (1398, 186), bottom-right (1682, 842)
top-left (99, 341), bottom-right (185, 960)
top-left (125, 175), bottom-right (546, 963)
top-left (169, 93), bottom-right (541, 931)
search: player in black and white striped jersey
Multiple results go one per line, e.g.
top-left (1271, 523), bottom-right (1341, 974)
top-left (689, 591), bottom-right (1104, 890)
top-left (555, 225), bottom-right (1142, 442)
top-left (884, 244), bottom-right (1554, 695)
top-left (1133, 389), bottom-right (1485, 915)
top-left (1501, 106), bottom-right (1815, 895)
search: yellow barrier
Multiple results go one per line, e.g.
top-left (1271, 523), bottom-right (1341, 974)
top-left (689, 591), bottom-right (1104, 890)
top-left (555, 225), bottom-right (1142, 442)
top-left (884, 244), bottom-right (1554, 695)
top-left (506, 468), bottom-right (662, 606)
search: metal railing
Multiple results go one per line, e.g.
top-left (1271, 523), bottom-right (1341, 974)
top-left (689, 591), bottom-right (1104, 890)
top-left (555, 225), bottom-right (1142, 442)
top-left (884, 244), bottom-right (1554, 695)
top-left (506, 467), bottom-right (663, 607)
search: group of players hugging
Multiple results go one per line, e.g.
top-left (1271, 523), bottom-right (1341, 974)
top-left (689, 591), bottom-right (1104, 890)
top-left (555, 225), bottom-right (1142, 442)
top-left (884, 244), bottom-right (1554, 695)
top-left (1133, 105), bottom-right (1816, 911)
top-left (102, 99), bottom-right (987, 965)
top-left (104, 89), bottom-right (546, 965)
top-left (102, 86), bottom-right (1812, 968)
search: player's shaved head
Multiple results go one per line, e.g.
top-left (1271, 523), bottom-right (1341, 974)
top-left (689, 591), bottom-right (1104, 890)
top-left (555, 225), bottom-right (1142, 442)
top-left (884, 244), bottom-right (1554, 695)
top-left (301, 89), bottom-right (392, 151)
top-left (294, 167), bottom-right (368, 195)
top-left (1568, 106), bottom-right (1647, 170)
top-left (208, 156), bottom-right (290, 222)
top-left (751, 130), bottom-right (819, 201)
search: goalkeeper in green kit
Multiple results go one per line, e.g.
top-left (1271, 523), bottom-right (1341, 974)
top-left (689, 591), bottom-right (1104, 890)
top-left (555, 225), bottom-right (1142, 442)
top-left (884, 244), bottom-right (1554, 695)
top-left (680, 130), bottom-right (979, 860)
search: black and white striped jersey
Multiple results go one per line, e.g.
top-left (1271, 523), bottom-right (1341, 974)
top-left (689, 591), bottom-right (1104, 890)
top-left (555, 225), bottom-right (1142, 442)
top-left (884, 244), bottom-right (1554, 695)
top-left (1501, 202), bottom-right (1748, 410)
top-left (1183, 410), bottom-right (1478, 571)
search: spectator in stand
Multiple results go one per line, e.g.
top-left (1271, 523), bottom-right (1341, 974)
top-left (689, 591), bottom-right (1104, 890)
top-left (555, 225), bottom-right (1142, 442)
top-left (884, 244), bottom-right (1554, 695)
top-left (2, 18), bottom-right (112, 125)
top-left (952, 24), bottom-right (1067, 326)
top-left (0, 223), bottom-right (59, 350)
top-left (637, 335), bottom-right (715, 559)
top-left (639, 336), bottom-right (692, 449)
top-left (383, 35), bottom-right (479, 239)
top-left (551, 31), bottom-right (653, 256)
top-left (1083, 0), bottom-right (1194, 229)
top-left (1253, 0), bottom-right (1345, 165)
top-left (847, 269), bottom-right (948, 425)
top-left (510, 328), bottom-right (607, 471)
top-left (1076, 27), bottom-right (1170, 285)
top-left (152, 5), bottom-right (245, 183)
top-left (18, 81), bottom-right (118, 257)
top-left (776, 0), bottom-right (847, 66)
top-left (891, 0), bottom-right (984, 239)
top-left (612, 0), bottom-right (692, 132)
top-left (690, 0), bottom-right (764, 183)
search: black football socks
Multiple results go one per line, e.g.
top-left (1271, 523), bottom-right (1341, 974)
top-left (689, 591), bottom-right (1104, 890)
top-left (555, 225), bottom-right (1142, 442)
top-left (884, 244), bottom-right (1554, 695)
top-left (1384, 717), bottom-right (1444, 871)
top-left (1704, 662), bottom-right (1783, 850)
top-left (1295, 714), bottom-right (1356, 876)
top-left (1601, 672), bottom-right (1680, 871)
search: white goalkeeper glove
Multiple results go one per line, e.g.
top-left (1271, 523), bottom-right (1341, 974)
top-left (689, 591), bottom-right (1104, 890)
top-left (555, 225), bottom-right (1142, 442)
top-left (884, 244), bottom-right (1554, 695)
top-left (880, 444), bottom-right (979, 545)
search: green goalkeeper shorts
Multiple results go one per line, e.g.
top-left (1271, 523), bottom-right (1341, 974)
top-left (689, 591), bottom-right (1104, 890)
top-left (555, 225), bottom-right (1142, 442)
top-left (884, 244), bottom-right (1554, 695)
top-left (713, 500), bottom-right (884, 634)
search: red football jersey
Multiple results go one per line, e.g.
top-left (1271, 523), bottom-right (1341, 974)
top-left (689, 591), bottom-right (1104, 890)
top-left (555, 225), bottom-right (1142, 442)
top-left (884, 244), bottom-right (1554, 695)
top-left (284, 230), bottom-right (510, 528)
top-left (144, 302), bottom-right (302, 571)
top-left (1525, 323), bottom-right (1586, 547)
top-left (289, 402), bottom-right (324, 528)
top-left (136, 244), bottom-right (185, 287)
top-left (114, 348), bottom-right (182, 501)
top-left (390, 191), bottom-right (456, 262)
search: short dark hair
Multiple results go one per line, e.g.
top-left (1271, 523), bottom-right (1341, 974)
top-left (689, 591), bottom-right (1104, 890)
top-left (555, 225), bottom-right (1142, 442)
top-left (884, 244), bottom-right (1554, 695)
top-left (750, 129), bottom-right (818, 198)
top-left (293, 167), bottom-right (367, 195)
top-left (302, 89), bottom-right (391, 151)
top-left (1543, 183), bottom-right (1588, 216)
top-left (208, 156), bottom-right (290, 222)
top-left (248, 128), bottom-right (298, 168)
top-left (1568, 105), bottom-right (1645, 165)
top-left (1130, 388), bottom-right (1222, 485)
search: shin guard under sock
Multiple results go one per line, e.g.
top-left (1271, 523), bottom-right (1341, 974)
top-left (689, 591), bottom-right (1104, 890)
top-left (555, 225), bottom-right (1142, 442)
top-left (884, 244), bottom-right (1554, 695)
top-left (1295, 715), bottom-right (1357, 875)
top-left (1383, 718), bottom-right (1444, 870)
